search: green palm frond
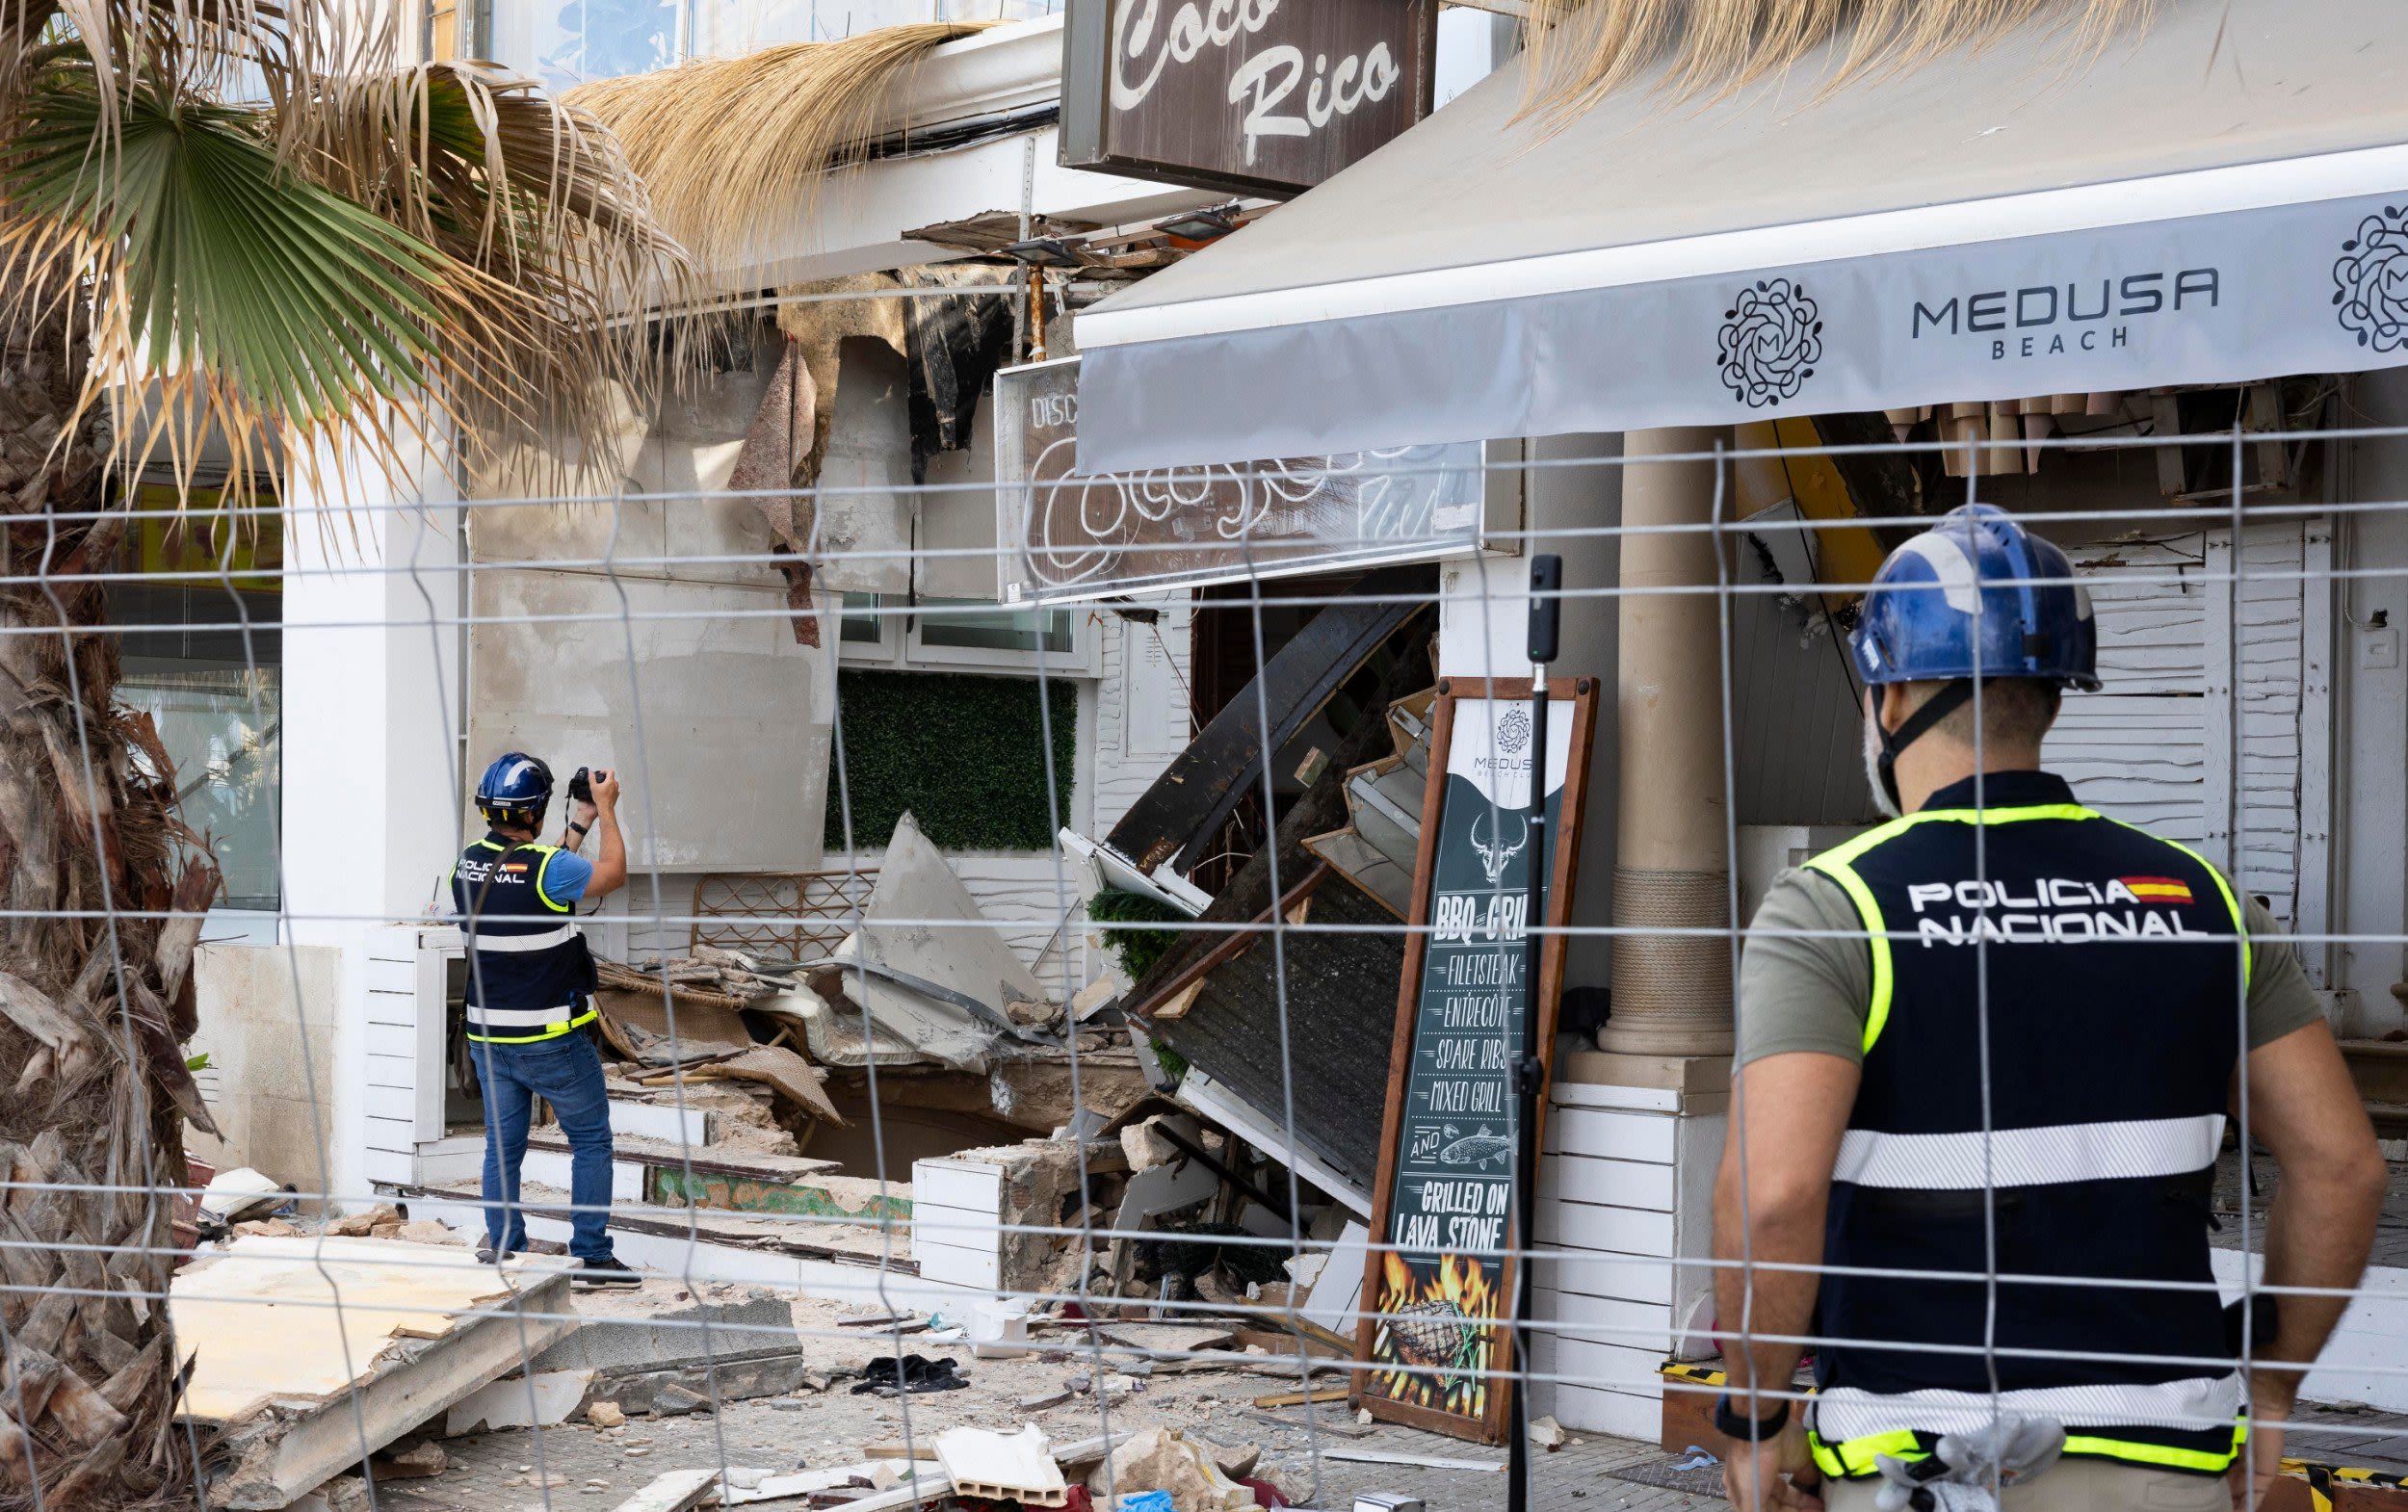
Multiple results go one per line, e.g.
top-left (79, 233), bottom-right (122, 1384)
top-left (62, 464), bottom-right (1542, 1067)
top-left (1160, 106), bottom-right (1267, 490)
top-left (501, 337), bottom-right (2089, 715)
top-left (9, 84), bottom-right (450, 415)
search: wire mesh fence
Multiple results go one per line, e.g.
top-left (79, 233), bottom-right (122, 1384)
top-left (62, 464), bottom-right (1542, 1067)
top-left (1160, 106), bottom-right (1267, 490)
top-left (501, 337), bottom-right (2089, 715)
top-left (4, 404), bottom-right (2405, 1512)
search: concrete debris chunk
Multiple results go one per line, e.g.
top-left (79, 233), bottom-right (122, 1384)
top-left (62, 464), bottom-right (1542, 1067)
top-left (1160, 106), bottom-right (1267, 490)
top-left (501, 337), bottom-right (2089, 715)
top-left (1086, 1425), bottom-right (1256, 1512)
top-left (325, 1203), bottom-right (402, 1238)
top-left (1118, 1117), bottom-right (1181, 1173)
top-left (587, 1400), bottom-right (627, 1429)
top-left (1528, 1414), bottom-right (1566, 1450)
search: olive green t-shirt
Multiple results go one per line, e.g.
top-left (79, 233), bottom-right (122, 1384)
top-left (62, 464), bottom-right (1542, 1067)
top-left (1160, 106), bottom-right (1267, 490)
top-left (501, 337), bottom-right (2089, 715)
top-left (1737, 867), bottom-right (2323, 1067)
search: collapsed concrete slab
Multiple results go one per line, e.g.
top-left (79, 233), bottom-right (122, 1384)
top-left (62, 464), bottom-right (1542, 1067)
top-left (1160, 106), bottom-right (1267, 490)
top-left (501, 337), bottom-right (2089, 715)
top-left (174, 1237), bottom-right (578, 1509)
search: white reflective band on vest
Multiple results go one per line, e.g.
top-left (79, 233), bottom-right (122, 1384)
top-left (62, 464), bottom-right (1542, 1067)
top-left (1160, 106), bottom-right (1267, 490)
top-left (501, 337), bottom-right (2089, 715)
top-left (467, 1002), bottom-right (584, 1028)
top-left (1832, 1114), bottom-right (2226, 1189)
top-left (465, 922), bottom-right (579, 952)
top-left (1816, 1374), bottom-right (2242, 1446)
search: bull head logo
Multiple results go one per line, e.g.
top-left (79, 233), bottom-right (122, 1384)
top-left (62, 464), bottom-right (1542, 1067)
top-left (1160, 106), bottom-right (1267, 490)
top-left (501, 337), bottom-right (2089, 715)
top-left (1468, 810), bottom-right (1530, 885)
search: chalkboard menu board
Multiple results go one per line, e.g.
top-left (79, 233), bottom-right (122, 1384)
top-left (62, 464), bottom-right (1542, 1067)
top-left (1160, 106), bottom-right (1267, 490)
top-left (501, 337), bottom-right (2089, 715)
top-left (1354, 678), bottom-right (1597, 1444)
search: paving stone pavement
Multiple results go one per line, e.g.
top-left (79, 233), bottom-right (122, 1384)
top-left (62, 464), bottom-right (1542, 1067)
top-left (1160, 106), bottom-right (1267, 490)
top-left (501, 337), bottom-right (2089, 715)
top-left (368, 1396), bottom-right (1725, 1511)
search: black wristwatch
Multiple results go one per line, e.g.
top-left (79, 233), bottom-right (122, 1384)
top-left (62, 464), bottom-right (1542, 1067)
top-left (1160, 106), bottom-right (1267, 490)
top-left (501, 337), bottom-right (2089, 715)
top-left (1714, 1393), bottom-right (1791, 1442)
top-left (566, 821), bottom-right (589, 838)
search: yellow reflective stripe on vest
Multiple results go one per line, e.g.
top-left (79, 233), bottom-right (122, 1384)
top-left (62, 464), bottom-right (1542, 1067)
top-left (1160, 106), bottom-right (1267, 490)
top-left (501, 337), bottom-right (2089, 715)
top-left (1808, 1427), bottom-right (1924, 1479)
top-left (531, 845), bottom-right (573, 914)
top-left (1811, 1421), bottom-right (2245, 1481)
top-left (2060, 1422), bottom-right (2247, 1473)
top-left (1805, 802), bottom-right (2105, 1055)
top-left (465, 1004), bottom-right (599, 1045)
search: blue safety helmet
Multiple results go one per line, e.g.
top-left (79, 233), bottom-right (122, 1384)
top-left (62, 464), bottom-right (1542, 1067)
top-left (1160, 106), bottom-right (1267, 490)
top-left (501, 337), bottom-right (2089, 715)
top-left (1850, 504), bottom-right (2100, 691)
top-left (1851, 505), bottom-right (2096, 812)
top-left (476, 751), bottom-right (554, 830)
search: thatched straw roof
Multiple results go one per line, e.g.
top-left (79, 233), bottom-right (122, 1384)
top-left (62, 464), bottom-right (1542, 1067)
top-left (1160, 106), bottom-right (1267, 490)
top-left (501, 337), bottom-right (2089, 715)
top-left (1521, 0), bottom-right (2155, 123)
top-left (566, 22), bottom-right (984, 275)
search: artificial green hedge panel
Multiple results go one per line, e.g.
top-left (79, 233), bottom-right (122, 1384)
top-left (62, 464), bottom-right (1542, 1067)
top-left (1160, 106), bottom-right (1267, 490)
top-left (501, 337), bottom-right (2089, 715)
top-left (825, 669), bottom-right (1078, 851)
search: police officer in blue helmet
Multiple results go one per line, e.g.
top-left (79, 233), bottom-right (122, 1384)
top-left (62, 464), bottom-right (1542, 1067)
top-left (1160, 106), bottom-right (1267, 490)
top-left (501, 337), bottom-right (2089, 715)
top-left (452, 753), bottom-right (640, 1288)
top-left (1712, 506), bottom-right (2382, 1512)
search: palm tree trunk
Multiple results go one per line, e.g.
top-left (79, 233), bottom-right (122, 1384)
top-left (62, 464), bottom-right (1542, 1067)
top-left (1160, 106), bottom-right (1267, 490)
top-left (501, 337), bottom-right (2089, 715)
top-left (0, 290), bottom-right (221, 1505)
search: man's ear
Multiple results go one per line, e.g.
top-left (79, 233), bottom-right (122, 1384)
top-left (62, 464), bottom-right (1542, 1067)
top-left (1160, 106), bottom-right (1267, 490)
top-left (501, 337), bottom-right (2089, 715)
top-left (1871, 683), bottom-right (1911, 735)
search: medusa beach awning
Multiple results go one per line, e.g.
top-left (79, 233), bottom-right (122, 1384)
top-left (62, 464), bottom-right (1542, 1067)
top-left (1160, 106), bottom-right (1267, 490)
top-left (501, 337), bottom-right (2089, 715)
top-left (1070, 0), bottom-right (2408, 474)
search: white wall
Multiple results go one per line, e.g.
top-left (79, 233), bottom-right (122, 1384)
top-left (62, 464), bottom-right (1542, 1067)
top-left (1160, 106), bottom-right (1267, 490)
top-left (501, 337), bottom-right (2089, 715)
top-left (2335, 369), bottom-right (2408, 1034)
top-left (187, 942), bottom-right (343, 1210)
top-left (281, 437), bottom-right (463, 1211)
top-left (465, 513), bottom-right (834, 873)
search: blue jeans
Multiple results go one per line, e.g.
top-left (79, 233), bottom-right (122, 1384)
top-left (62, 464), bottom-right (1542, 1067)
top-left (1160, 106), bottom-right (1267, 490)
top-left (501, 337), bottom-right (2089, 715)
top-left (471, 1029), bottom-right (615, 1263)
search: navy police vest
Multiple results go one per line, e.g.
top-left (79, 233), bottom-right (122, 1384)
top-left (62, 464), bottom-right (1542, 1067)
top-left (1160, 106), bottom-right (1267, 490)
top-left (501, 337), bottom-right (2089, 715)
top-left (1798, 771), bottom-right (2248, 1480)
top-left (450, 835), bottom-right (598, 1043)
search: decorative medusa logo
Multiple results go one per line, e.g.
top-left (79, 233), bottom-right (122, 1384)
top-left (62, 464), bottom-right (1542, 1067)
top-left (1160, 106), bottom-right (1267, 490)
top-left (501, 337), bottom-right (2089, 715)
top-left (2334, 207), bottom-right (2408, 352)
top-left (1716, 277), bottom-right (1823, 407)
top-left (1496, 706), bottom-right (1531, 755)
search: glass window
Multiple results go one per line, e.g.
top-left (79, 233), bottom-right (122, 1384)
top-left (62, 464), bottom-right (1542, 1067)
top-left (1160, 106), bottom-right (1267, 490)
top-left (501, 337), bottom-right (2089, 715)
top-left (917, 596), bottom-right (1072, 655)
top-left (840, 590), bottom-right (887, 645)
top-left (487, 0), bottom-right (1061, 87)
top-left (114, 484), bottom-right (282, 913)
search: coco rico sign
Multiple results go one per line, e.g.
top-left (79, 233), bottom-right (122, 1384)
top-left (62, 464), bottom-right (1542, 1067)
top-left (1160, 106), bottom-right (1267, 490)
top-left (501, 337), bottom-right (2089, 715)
top-left (1062, 0), bottom-right (1437, 198)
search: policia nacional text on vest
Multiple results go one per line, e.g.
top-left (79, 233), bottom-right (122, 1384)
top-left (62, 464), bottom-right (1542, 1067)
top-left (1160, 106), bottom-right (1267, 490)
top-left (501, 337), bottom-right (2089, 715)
top-left (1799, 770), bottom-right (2250, 1482)
top-left (452, 837), bottom-right (600, 1043)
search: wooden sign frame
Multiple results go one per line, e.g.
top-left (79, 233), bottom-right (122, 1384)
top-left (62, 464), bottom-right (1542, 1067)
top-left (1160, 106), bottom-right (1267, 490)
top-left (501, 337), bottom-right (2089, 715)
top-left (1351, 674), bottom-right (1599, 1445)
top-left (1060, 0), bottom-right (1440, 199)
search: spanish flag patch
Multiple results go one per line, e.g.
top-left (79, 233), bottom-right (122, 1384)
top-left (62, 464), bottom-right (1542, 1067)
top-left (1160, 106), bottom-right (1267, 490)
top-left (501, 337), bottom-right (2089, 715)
top-left (501, 862), bottom-right (530, 873)
top-left (2120, 875), bottom-right (2193, 904)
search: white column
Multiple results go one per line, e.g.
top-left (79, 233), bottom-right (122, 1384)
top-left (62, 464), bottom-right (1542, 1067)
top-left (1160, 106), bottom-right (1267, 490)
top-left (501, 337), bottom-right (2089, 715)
top-left (282, 436), bottom-right (463, 1207)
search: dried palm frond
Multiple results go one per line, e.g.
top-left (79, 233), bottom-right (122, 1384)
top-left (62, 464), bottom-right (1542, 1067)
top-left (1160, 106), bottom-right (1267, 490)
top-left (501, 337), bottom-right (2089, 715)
top-left (288, 59), bottom-right (694, 479)
top-left (1519, 0), bottom-right (2156, 124)
top-left (568, 21), bottom-right (983, 278)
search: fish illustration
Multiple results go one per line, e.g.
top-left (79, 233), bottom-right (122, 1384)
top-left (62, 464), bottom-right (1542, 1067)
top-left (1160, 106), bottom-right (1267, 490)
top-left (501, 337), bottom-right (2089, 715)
top-left (1435, 1124), bottom-right (1512, 1169)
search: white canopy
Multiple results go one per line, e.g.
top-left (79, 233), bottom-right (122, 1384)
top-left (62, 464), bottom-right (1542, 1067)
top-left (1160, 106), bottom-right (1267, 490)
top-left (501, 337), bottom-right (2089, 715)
top-left (1072, 0), bottom-right (2408, 472)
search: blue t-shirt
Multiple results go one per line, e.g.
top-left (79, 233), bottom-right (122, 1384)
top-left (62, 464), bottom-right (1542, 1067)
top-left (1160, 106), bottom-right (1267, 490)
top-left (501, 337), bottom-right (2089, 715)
top-left (538, 847), bottom-right (594, 908)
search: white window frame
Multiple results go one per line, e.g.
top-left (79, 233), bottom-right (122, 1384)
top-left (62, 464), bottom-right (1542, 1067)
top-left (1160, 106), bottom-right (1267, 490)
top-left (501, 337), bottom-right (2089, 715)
top-left (838, 593), bottom-right (1101, 679)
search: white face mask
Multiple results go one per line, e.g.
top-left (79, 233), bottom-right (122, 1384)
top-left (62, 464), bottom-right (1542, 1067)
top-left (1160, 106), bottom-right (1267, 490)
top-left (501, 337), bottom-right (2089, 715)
top-left (1863, 703), bottom-right (1901, 820)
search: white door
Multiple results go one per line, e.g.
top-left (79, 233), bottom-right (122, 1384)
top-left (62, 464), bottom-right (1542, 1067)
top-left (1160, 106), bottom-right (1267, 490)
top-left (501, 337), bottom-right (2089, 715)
top-left (2045, 520), bottom-right (2331, 978)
